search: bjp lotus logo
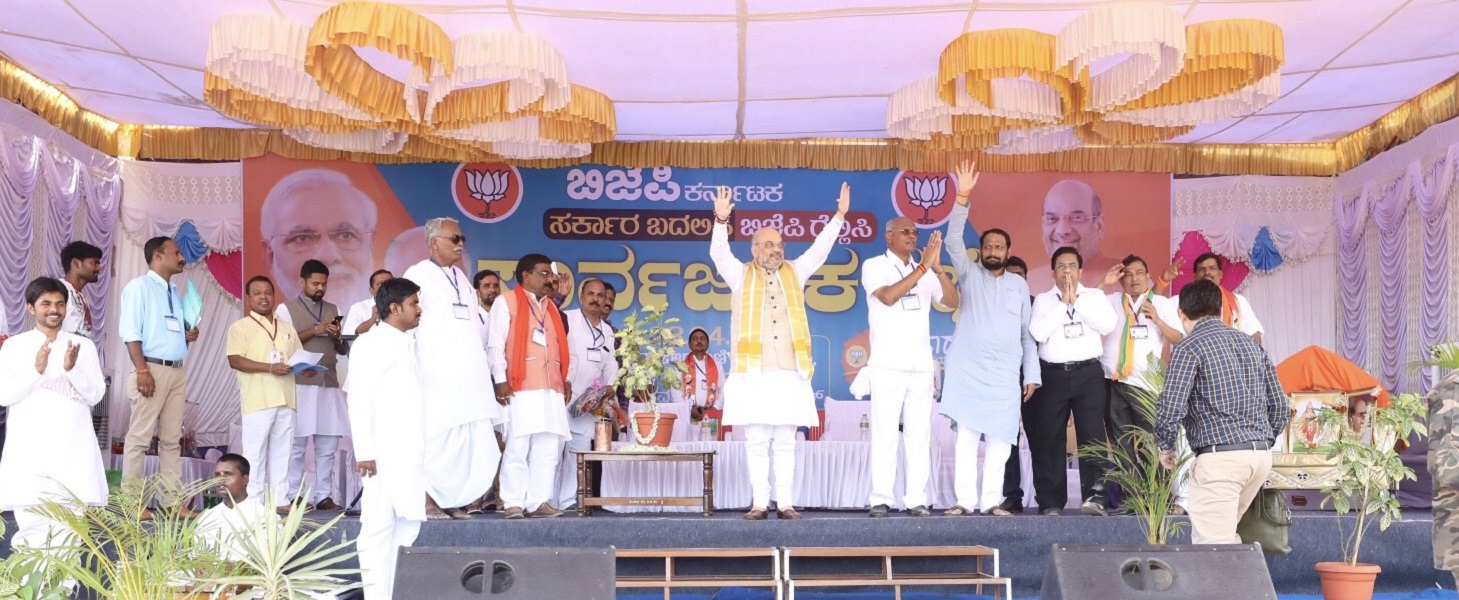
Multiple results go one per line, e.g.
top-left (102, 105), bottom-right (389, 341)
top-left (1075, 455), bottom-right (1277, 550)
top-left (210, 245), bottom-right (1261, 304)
top-left (841, 329), bottom-right (871, 384)
top-left (891, 171), bottom-right (955, 227)
top-left (452, 162), bottom-right (523, 223)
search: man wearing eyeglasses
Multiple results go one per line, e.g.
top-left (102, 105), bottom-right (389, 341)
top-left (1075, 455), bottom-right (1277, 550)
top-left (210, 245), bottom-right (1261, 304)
top-left (709, 183), bottom-right (851, 520)
top-left (1026, 246), bottom-right (1123, 516)
top-left (401, 217), bottom-right (502, 521)
top-left (260, 169), bottom-right (378, 307)
top-left (1026, 180), bottom-right (1121, 292)
top-left (554, 278), bottom-right (618, 510)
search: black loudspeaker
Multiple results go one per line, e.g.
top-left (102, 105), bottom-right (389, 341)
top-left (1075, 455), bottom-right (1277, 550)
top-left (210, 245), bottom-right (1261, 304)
top-left (1040, 543), bottom-right (1277, 600)
top-left (393, 547), bottom-right (615, 599)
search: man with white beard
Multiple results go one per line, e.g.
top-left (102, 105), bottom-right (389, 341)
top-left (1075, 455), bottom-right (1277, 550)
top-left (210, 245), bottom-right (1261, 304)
top-left (555, 278), bottom-right (617, 509)
top-left (402, 217), bottom-right (501, 520)
top-left (0, 277), bottom-right (107, 555)
top-left (347, 278), bottom-right (428, 600)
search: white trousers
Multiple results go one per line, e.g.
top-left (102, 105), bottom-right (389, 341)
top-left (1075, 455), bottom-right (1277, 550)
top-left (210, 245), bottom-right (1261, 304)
top-left (501, 432), bottom-right (563, 511)
top-left (287, 435), bottom-right (341, 504)
top-left (743, 424), bottom-right (797, 509)
top-left (241, 407), bottom-right (296, 505)
top-left (866, 367), bottom-right (933, 508)
top-left (12, 507), bottom-right (65, 551)
top-left (954, 427), bottom-right (1013, 511)
top-left (358, 477), bottom-right (422, 600)
top-left (555, 429), bottom-right (592, 508)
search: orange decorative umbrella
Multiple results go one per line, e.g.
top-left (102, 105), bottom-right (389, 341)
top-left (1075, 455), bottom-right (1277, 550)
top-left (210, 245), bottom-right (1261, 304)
top-left (1275, 345), bottom-right (1390, 407)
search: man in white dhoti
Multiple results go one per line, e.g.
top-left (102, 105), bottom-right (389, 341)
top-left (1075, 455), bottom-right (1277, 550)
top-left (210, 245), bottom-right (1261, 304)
top-left (708, 183), bottom-right (850, 520)
top-left (346, 278), bottom-right (427, 600)
top-left (403, 217), bottom-right (501, 520)
top-left (488, 254), bottom-right (573, 519)
top-left (343, 269), bottom-right (392, 336)
top-left (940, 161), bottom-right (1041, 516)
top-left (0, 277), bottom-right (107, 555)
top-left (59, 241), bottom-right (103, 340)
top-left (860, 217), bottom-right (959, 518)
top-left (226, 276), bottom-right (302, 512)
top-left (276, 259), bottom-right (350, 511)
top-left (555, 278), bottom-right (617, 509)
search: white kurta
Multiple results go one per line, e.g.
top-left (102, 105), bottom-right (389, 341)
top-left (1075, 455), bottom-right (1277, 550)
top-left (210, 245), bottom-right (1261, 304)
top-left (0, 330), bottom-right (107, 509)
top-left (274, 304), bottom-right (350, 437)
top-left (345, 324), bottom-right (427, 522)
top-left (342, 298), bottom-right (375, 335)
top-left (196, 495), bottom-right (272, 561)
top-left (403, 260), bottom-right (502, 432)
top-left (563, 309), bottom-right (617, 435)
top-left (708, 218), bottom-right (841, 428)
top-left (1173, 291), bottom-right (1264, 336)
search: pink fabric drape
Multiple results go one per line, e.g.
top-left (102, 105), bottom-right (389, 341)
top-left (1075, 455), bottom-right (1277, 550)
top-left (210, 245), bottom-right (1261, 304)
top-left (204, 251), bottom-right (244, 300)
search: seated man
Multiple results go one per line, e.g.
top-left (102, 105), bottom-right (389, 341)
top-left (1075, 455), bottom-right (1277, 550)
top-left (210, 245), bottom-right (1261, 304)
top-left (195, 453), bottom-right (269, 561)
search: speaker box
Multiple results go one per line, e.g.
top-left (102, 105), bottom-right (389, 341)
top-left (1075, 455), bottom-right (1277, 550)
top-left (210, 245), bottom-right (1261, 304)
top-left (1040, 543), bottom-right (1276, 600)
top-left (393, 547), bottom-right (615, 599)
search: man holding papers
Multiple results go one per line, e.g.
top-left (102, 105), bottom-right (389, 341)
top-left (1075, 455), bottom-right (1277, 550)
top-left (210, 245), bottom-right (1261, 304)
top-left (276, 259), bottom-right (350, 510)
top-left (227, 275), bottom-right (302, 512)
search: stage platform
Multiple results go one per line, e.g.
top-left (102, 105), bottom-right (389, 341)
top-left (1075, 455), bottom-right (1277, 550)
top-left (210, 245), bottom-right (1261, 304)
top-left (1, 508), bottom-right (1440, 596)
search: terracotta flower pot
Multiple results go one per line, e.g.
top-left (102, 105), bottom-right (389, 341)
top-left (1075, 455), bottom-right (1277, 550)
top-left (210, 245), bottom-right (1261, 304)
top-left (1315, 561), bottom-right (1381, 600)
top-left (632, 412), bottom-right (677, 447)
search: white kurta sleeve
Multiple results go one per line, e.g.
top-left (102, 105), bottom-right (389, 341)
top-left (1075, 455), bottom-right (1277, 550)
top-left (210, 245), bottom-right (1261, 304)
top-left (1237, 294), bottom-right (1264, 335)
top-left (1154, 296), bottom-right (1183, 342)
top-left (345, 341), bottom-right (379, 462)
top-left (486, 298), bottom-right (512, 383)
top-left (709, 223), bottom-right (745, 292)
top-left (944, 202), bottom-right (972, 277)
top-left (1077, 288), bottom-right (1119, 336)
top-left (66, 336), bottom-right (106, 407)
top-left (791, 215), bottom-right (844, 284)
top-left (1020, 293), bottom-right (1041, 387)
top-left (0, 336), bottom-right (42, 407)
top-left (274, 304), bottom-right (293, 325)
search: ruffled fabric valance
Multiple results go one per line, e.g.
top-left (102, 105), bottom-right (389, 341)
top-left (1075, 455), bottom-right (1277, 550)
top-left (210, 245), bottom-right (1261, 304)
top-left (119, 160), bottom-right (244, 252)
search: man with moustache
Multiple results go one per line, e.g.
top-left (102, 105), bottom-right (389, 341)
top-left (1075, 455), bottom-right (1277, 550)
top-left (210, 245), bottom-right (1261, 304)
top-left (0, 277), bottom-right (106, 556)
top-left (195, 454), bottom-right (269, 561)
top-left (227, 276), bottom-right (302, 512)
top-left (860, 217), bottom-right (958, 518)
top-left (708, 182), bottom-right (850, 520)
top-left (1027, 247), bottom-right (1123, 516)
top-left (118, 236), bottom-right (199, 515)
top-left (488, 254), bottom-right (573, 519)
top-left (403, 217), bottom-right (501, 520)
top-left (474, 269), bottom-right (503, 348)
top-left (260, 169), bottom-right (377, 306)
top-left (672, 328), bottom-right (726, 426)
top-left (59, 241), bottom-right (103, 340)
top-left (940, 161), bottom-right (1039, 517)
top-left (1176, 253), bottom-right (1264, 345)
top-left (1027, 180), bottom-right (1121, 290)
top-left (555, 278), bottom-right (617, 509)
top-left (275, 260), bottom-right (349, 511)
top-left (344, 269), bottom-right (393, 336)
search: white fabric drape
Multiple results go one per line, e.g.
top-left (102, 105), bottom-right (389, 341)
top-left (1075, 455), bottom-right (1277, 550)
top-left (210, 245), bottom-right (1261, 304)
top-left (118, 161), bottom-right (244, 252)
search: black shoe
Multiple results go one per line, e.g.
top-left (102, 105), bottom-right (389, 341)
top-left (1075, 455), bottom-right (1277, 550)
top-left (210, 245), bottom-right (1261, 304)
top-left (1081, 496), bottom-right (1109, 517)
top-left (868, 504), bottom-right (890, 518)
top-left (997, 498), bottom-right (1025, 514)
top-left (1108, 505), bottom-right (1135, 516)
top-left (905, 505), bottom-right (932, 517)
top-left (1041, 507), bottom-right (1062, 517)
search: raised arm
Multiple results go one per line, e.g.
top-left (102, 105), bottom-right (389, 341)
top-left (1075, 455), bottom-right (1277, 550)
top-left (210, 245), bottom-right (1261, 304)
top-left (791, 182), bottom-right (850, 278)
top-left (709, 186), bottom-right (745, 291)
top-left (944, 160), bottom-right (980, 276)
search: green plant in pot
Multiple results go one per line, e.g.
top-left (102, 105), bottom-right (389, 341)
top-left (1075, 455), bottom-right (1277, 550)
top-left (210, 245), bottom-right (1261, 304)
top-left (1311, 391), bottom-right (1425, 600)
top-left (1076, 357), bottom-right (1191, 544)
top-left (613, 303), bottom-right (686, 449)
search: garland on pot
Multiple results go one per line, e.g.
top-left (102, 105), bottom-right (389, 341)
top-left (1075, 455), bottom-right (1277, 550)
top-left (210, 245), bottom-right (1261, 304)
top-left (612, 303), bottom-right (686, 450)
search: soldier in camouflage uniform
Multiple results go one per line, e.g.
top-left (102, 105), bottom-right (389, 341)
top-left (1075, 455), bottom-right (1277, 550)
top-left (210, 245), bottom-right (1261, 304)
top-left (1430, 371), bottom-right (1459, 585)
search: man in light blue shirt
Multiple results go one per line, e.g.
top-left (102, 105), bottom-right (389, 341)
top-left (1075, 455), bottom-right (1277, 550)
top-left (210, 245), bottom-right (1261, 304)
top-left (118, 236), bottom-right (198, 515)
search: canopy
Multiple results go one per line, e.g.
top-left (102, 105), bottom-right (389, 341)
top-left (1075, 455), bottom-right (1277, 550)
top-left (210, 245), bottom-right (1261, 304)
top-left (1275, 345), bottom-right (1390, 407)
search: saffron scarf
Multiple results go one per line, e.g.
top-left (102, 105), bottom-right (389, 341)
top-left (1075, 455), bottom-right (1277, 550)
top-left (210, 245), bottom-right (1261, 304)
top-left (733, 262), bottom-right (813, 377)
top-left (1220, 286), bottom-right (1241, 328)
top-left (506, 285), bottom-right (570, 392)
top-left (682, 353), bottom-right (721, 407)
top-left (1115, 291), bottom-right (1155, 381)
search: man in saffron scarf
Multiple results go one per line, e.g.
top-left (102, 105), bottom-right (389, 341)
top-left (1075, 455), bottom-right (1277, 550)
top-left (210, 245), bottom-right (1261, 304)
top-left (672, 328), bottom-right (727, 436)
top-left (1176, 253), bottom-right (1263, 345)
top-left (708, 183), bottom-right (851, 520)
top-left (488, 253), bottom-right (573, 519)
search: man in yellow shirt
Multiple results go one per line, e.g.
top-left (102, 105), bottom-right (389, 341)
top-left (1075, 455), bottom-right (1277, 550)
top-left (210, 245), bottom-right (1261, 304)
top-left (227, 275), bottom-right (302, 514)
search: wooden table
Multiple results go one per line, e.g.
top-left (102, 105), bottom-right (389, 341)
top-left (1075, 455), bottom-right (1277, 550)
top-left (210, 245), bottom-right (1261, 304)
top-left (573, 449), bottom-right (716, 516)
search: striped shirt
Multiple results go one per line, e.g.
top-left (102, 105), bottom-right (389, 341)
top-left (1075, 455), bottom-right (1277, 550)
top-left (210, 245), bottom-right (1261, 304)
top-left (1155, 317), bottom-right (1288, 451)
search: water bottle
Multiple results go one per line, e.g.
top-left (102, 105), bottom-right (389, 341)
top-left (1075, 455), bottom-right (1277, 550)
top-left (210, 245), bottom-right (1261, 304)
top-left (859, 415), bottom-right (870, 441)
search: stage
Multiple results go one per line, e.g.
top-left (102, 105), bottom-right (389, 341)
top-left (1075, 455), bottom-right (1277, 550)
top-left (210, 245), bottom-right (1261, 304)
top-left (2, 508), bottom-right (1438, 596)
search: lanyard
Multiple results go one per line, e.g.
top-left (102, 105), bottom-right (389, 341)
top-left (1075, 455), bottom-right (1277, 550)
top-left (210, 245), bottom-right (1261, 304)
top-left (249, 313), bottom-right (278, 341)
top-left (298, 295), bottom-right (325, 324)
top-left (889, 251), bottom-right (915, 279)
top-left (1057, 290), bottom-right (1077, 322)
top-left (525, 293), bottom-right (547, 331)
top-left (434, 260), bottom-right (462, 304)
top-left (155, 276), bottom-right (175, 316)
top-left (583, 312), bottom-right (605, 348)
top-left (1124, 292), bottom-right (1152, 323)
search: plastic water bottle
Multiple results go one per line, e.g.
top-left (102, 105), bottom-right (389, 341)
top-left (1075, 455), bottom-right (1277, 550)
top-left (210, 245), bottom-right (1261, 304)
top-left (859, 415), bottom-right (870, 441)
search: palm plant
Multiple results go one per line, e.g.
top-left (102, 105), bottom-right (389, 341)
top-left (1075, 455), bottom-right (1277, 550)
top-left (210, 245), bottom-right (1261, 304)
top-left (0, 520), bottom-right (70, 600)
top-left (204, 491), bottom-right (360, 599)
top-left (1314, 392), bottom-right (1426, 567)
top-left (1075, 357), bottom-right (1191, 544)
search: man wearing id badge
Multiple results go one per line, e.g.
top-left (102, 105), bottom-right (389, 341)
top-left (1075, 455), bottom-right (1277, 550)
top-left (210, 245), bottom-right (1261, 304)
top-left (118, 236), bottom-right (199, 517)
top-left (402, 217), bottom-right (502, 521)
top-left (487, 254), bottom-right (573, 519)
top-left (1099, 255), bottom-right (1184, 513)
top-left (858, 217), bottom-right (958, 518)
top-left (1027, 246), bottom-right (1121, 516)
top-left (276, 259), bottom-right (349, 512)
top-left (226, 276), bottom-right (302, 512)
top-left (554, 278), bottom-right (617, 509)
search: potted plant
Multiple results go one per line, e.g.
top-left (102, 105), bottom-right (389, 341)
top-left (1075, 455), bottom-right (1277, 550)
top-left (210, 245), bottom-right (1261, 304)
top-left (1311, 391), bottom-right (1426, 600)
top-left (1076, 358), bottom-right (1190, 544)
top-left (613, 303), bottom-right (686, 448)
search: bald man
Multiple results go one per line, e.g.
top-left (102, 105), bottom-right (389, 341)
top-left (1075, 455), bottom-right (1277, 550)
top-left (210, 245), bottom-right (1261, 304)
top-left (260, 169), bottom-right (379, 306)
top-left (709, 183), bottom-right (850, 520)
top-left (1027, 180), bottom-right (1120, 292)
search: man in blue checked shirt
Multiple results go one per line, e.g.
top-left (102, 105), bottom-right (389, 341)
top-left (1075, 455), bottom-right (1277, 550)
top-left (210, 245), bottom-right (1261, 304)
top-left (1156, 279), bottom-right (1288, 544)
top-left (118, 236), bottom-right (199, 517)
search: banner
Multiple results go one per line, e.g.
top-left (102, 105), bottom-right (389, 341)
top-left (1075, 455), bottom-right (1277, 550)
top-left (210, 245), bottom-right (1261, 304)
top-left (244, 154), bottom-right (1170, 401)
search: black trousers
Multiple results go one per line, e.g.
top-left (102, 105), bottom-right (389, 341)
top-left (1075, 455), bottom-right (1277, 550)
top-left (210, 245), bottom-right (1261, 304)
top-left (1002, 434), bottom-right (1023, 503)
top-left (1106, 380), bottom-right (1153, 458)
top-left (1022, 360), bottom-right (1110, 511)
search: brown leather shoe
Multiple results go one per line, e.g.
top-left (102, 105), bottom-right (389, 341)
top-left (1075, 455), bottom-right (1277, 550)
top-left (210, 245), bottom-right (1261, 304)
top-left (529, 504), bottom-right (564, 518)
top-left (777, 507), bottom-right (803, 520)
top-left (314, 498), bottom-right (341, 511)
top-left (275, 505), bottom-right (293, 516)
top-left (743, 507), bottom-right (769, 520)
top-left (503, 506), bottom-right (526, 519)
